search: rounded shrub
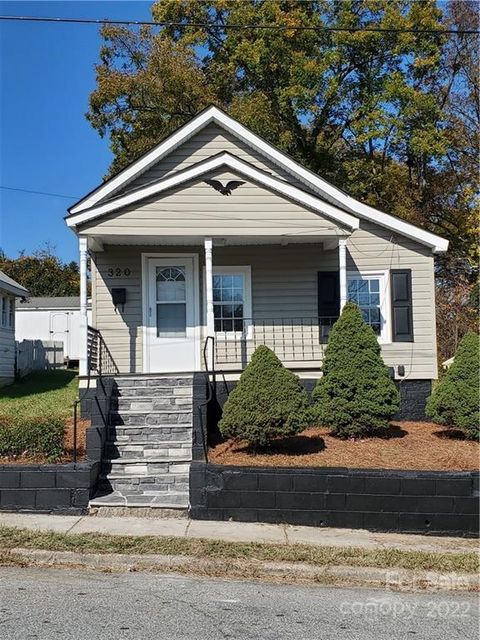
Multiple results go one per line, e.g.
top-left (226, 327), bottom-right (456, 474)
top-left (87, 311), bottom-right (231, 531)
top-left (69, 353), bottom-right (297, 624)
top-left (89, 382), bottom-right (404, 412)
top-left (218, 345), bottom-right (310, 449)
top-left (426, 331), bottom-right (479, 439)
top-left (312, 302), bottom-right (400, 438)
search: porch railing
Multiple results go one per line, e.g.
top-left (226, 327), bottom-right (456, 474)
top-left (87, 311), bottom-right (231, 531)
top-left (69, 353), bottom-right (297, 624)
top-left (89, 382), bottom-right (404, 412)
top-left (214, 316), bottom-right (338, 366)
top-left (87, 326), bottom-right (119, 376)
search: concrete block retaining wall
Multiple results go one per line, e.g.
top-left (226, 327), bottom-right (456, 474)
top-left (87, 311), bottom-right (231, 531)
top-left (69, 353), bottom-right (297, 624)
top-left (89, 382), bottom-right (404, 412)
top-left (190, 463), bottom-right (479, 537)
top-left (211, 378), bottom-right (432, 422)
top-left (0, 462), bottom-right (100, 514)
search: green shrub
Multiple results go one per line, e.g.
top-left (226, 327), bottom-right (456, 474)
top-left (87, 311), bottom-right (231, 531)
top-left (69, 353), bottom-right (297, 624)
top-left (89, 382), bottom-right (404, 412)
top-left (426, 332), bottom-right (479, 439)
top-left (0, 414), bottom-right (66, 461)
top-left (312, 302), bottom-right (400, 438)
top-left (218, 345), bottom-right (310, 448)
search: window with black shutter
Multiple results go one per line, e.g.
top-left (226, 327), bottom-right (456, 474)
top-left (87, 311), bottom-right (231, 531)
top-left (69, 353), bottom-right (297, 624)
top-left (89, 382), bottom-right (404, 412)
top-left (390, 269), bottom-right (414, 342)
top-left (318, 271), bottom-right (339, 328)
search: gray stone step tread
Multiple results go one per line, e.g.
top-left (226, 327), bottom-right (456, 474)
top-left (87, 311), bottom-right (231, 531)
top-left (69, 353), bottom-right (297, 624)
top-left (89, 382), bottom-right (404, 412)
top-left (100, 469), bottom-right (189, 475)
top-left (100, 474), bottom-right (190, 483)
top-left (109, 422), bottom-right (192, 429)
top-left (105, 456), bottom-right (191, 464)
top-left (114, 388), bottom-right (193, 395)
top-left (106, 440), bottom-right (192, 446)
top-left (90, 491), bottom-right (189, 509)
top-left (110, 409), bottom-right (192, 415)
top-left (115, 376), bottom-right (193, 389)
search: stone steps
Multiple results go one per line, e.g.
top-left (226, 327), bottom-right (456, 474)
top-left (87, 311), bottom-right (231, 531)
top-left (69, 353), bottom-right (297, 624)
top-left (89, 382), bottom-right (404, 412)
top-left (112, 397), bottom-right (192, 411)
top-left (109, 410), bottom-right (192, 426)
top-left (90, 374), bottom-right (194, 511)
top-left (109, 425), bottom-right (192, 442)
top-left (98, 473), bottom-right (189, 495)
top-left (106, 440), bottom-right (192, 460)
top-left (90, 491), bottom-right (189, 509)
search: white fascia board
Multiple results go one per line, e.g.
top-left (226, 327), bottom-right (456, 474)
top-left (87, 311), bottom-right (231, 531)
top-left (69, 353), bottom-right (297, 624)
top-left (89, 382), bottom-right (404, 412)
top-left (69, 105), bottom-right (448, 252)
top-left (66, 152), bottom-right (360, 230)
top-left (69, 109), bottom-right (217, 214)
top-left (211, 110), bottom-right (449, 253)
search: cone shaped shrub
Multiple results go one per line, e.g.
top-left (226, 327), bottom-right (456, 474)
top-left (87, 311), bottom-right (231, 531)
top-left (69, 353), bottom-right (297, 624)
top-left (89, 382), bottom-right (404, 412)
top-left (312, 302), bottom-right (400, 438)
top-left (426, 331), bottom-right (479, 439)
top-left (218, 345), bottom-right (310, 448)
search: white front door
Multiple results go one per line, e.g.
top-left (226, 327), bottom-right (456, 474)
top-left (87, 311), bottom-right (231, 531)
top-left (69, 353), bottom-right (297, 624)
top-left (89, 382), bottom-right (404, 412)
top-left (144, 256), bottom-right (198, 373)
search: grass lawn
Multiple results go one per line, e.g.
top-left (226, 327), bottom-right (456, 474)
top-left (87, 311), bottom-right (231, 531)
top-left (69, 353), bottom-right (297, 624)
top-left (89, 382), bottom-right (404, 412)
top-left (0, 527), bottom-right (477, 575)
top-left (0, 370), bottom-right (78, 419)
top-left (210, 422), bottom-right (479, 471)
top-left (0, 370), bottom-right (89, 463)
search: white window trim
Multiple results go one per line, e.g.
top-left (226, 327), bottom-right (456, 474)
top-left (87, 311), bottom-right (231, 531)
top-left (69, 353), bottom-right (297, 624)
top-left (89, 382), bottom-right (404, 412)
top-left (203, 265), bottom-right (252, 340)
top-left (347, 269), bottom-right (391, 344)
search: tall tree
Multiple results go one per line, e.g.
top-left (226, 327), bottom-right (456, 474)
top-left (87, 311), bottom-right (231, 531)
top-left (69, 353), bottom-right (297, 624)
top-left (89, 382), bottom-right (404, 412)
top-left (0, 246), bottom-right (80, 297)
top-left (87, 0), bottom-right (479, 288)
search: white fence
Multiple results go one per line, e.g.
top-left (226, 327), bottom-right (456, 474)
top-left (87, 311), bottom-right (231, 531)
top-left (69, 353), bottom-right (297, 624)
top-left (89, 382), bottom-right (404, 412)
top-left (15, 340), bottom-right (64, 377)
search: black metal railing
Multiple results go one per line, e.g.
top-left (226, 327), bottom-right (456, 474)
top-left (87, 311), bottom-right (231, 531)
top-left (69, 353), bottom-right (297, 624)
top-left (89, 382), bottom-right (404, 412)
top-left (87, 326), bottom-right (119, 376)
top-left (71, 327), bottom-right (118, 463)
top-left (214, 316), bottom-right (338, 366)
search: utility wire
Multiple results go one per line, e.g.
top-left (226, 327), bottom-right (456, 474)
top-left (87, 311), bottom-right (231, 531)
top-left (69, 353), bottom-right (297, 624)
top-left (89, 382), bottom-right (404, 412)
top-left (0, 186), bottom-right (78, 199)
top-left (0, 15), bottom-right (478, 35)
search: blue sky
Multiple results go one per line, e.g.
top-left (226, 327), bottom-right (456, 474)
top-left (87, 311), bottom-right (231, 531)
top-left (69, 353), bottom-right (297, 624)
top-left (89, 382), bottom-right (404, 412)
top-left (0, 1), bottom-right (153, 263)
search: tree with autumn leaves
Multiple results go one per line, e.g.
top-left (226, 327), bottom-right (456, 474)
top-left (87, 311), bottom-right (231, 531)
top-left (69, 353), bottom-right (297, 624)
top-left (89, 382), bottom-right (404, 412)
top-left (87, 0), bottom-right (479, 360)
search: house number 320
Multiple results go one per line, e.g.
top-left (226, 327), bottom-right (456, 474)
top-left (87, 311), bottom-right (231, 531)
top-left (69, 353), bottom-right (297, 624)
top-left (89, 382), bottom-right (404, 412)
top-left (107, 268), bottom-right (131, 277)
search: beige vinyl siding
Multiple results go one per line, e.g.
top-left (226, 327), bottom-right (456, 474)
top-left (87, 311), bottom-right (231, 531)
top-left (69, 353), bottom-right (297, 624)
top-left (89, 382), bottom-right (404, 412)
top-left (91, 227), bottom-right (437, 379)
top-left (347, 221), bottom-right (437, 379)
top-left (112, 124), bottom-right (310, 197)
top-left (79, 170), bottom-right (346, 238)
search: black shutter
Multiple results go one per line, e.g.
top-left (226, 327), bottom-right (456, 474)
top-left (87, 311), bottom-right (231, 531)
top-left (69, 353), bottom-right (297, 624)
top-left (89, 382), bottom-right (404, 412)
top-left (391, 269), bottom-right (414, 342)
top-left (318, 271), bottom-right (340, 321)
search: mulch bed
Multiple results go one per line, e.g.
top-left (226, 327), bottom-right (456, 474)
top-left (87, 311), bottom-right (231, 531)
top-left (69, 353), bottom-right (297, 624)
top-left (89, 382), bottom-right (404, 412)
top-left (0, 418), bottom-right (90, 465)
top-left (209, 422), bottom-right (479, 471)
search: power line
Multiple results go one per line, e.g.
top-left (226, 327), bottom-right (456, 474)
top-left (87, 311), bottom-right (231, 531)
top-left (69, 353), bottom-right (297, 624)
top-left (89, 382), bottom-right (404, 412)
top-left (0, 186), bottom-right (77, 199)
top-left (0, 15), bottom-right (478, 35)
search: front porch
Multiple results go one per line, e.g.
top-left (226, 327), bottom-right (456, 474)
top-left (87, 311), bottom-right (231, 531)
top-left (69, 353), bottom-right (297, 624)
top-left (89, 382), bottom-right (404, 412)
top-left (79, 237), bottom-right (349, 378)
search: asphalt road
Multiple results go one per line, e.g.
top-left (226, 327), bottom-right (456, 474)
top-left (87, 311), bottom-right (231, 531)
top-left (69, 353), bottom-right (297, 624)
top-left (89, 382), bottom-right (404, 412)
top-left (0, 567), bottom-right (478, 640)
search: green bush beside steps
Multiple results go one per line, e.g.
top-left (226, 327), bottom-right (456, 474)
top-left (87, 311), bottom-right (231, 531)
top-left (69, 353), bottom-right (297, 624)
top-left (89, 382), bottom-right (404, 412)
top-left (218, 345), bottom-right (310, 449)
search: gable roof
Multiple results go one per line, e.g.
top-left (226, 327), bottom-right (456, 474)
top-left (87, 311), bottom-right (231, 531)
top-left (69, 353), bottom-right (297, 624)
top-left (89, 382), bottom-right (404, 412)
top-left (0, 270), bottom-right (28, 298)
top-left (67, 152), bottom-right (359, 231)
top-left (67, 105), bottom-right (448, 253)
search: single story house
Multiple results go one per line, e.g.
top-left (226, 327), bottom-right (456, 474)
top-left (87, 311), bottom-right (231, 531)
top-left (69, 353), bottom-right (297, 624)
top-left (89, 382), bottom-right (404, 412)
top-left (15, 296), bottom-right (92, 362)
top-left (65, 106), bottom-right (448, 508)
top-left (0, 270), bottom-right (28, 387)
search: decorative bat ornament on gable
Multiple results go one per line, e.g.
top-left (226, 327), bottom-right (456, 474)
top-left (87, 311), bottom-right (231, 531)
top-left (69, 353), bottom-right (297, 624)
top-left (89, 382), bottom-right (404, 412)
top-left (204, 179), bottom-right (246, 195)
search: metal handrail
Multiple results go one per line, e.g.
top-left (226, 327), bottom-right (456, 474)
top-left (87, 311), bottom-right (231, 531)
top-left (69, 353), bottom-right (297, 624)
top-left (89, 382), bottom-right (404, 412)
top-left (71, 326), bottom-right (117, 464)
top-left (197, 335), bottom-right (216, 462)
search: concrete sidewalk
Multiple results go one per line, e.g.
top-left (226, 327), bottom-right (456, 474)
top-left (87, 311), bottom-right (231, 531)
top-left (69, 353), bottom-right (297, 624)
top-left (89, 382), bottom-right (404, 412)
top-left (0, 512), bottom-right (478, 555)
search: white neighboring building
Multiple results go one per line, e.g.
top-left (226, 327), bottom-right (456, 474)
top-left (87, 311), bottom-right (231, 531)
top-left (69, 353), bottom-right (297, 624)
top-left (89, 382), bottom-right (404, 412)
top-left (0, 270), bottom-right (28, 387)
top-left (15, 297), bottom-right (92, 362)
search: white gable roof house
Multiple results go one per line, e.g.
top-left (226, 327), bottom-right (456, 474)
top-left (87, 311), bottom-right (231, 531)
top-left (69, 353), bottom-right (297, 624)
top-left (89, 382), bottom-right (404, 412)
top-left (66, 106), bottom-right (448, 510)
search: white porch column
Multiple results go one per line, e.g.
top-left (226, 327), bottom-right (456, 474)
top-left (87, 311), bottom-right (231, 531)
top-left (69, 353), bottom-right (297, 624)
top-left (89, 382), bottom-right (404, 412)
top-left (79, 236), bottom-right (88, 376)
top-left (338, 237), bottom-right (348, 312)
top-left (204, 237), bottom-right (215, 371)
top-left (204, 237), bottom-right (215, 337)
